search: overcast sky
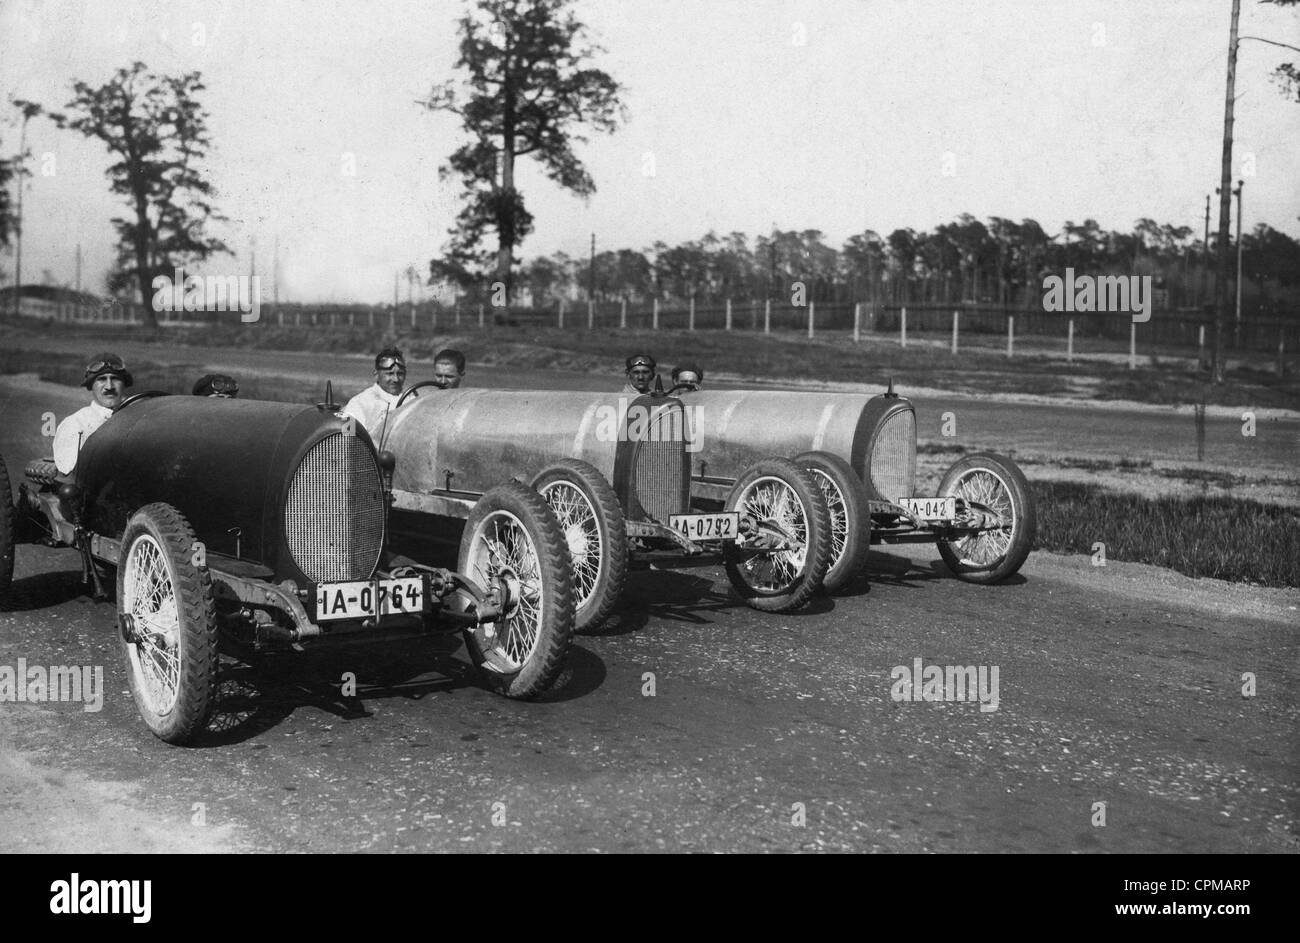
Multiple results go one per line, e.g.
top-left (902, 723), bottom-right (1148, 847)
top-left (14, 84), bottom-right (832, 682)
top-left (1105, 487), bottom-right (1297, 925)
top-left (2, 0), bottom-right (1298, 302)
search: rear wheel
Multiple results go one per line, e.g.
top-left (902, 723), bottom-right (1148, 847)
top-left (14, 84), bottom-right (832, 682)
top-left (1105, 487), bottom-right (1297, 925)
top-left (936, 452), bottom-right (1035, 584)
top-left (117, 503), bottom-right (218, 744)
top-left (458, 482), bottom-right (574, 698)
top-left (723, 458), bottom-right (830, 612)
top-left (532, 459), bottom-right (627, 634)
top-left (795, 450), bottom-right (871, 593)
top-left (0, 455), bottom-right (14, 604)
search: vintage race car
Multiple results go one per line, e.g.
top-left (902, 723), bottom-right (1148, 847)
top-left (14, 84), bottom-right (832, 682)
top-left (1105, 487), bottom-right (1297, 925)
top-left (681, 383), bottom-right (1036, 588)
top-left (378, 385), bottom-right (831, 632)
top-left (0, 390), bottom-right (576, 745)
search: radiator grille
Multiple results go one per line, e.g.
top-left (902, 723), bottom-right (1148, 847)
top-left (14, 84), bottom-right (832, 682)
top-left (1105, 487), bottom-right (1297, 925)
top-left (870, 407), bottom-right (916, 502)
top-left (630, 404), bottom-right (688, 523)
top-left (285, 433), bottom-right (385, 582)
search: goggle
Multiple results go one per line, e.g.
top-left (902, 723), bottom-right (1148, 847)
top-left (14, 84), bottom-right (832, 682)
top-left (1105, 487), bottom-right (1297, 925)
top-left (86, 357), bottom-right (127, 373)
top-left (207, 376), bottom-right (239, 394)
top-left (376, 358), bottom-right (406, 371)
top-left (629, 363), bottom-right (654, 372)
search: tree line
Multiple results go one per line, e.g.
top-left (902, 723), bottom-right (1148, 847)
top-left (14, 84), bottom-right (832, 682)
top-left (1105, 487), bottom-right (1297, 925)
top-left (506, 217), bottom-right (1300, 312)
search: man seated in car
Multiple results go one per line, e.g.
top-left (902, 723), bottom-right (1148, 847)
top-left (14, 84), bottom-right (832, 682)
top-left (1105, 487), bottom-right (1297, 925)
top-left (671, 363), bottom-right (703, 391)
top-left (53, 352), bottom-right (132, 475)
top-left (342, 346), bottom-right (407, 438)
top-left (622, 353), bottom-right (657, 395)
top-left (192, 373), bottom-right (239, 398)
top-left (432, 349), bottom-right (466, 389)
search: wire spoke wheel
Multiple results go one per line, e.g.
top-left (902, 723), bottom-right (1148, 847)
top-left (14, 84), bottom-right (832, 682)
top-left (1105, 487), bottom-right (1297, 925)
top-left (122, 535), bottom-right (182, 715)
top-left (734, 476), bottom-right (809, 592)
top-left (459, 482), bottom-right (575, 699)
top-left (531, 459), bottom-right (626, 634)
top-left (810, 469), bottom-right (847, 572)
top-left (947, 469), bottom-right (1014, 566)
top-left (116, 502), bottom-right (217, 744)
top-left (794, 450), bottom-right (870, 594)
top-left (936, 452), bottom-right (1036, 584)
top-left (538, 482), bottom-right (601, 614)
top-left (723, 458), bottom-right (830, 612)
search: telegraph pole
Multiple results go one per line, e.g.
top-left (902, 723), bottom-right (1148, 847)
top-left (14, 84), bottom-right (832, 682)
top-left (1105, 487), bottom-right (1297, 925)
top-left (1234, 180), bottom-right (1244, 346)
top-left (1201, 194), bottom-right (1210, 309)
top-left (1211, 0), bottom-right (1241, 384)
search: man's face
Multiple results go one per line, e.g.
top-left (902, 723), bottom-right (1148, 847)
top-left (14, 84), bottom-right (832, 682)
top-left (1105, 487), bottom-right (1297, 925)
top-left (432, 361), bottom-right (463, 389)
top-left (376, 361), bottom-right (406, 396)
top-left (676, 371), bottom-right (701, 388)
top-left (91, 374), bottom-right (125, 409)
top-left (627, 365), bottom-right (654, 393)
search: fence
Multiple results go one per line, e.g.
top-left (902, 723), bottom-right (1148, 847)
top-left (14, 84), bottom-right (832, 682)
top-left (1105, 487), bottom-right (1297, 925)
top-left (10, 294), bottom-right (1295, 371)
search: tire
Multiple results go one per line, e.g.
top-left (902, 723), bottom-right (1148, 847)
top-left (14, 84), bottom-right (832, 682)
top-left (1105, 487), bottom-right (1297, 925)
top-left (722, 457), bottom-right (831, 612)
top-left (532, 459), bottom-right (627, 634)
top-left (795, 450), bottom-right (871, 593)
top-left (0, 455), bottom-right (14, 604)
top-left (935, 452), bottom-right (1036, 584)
top-left (116, 503), bottom-right (218, 744)
top-left (458, 482), bottom-right (575, 699)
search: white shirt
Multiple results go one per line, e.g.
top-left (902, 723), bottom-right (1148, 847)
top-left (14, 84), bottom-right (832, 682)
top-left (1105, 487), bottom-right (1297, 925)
top-left (53, 402), bottom-right (114, 474)
top-left (341, 383), bottom-right (401, 440)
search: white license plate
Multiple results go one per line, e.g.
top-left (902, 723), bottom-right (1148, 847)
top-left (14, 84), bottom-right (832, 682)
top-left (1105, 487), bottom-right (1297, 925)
top-left (315, 577), bottom-right (425, 622)
top-left (670, 512), bottom-right (740, 541)
top-left (897, 496), bottom-right (956, 521)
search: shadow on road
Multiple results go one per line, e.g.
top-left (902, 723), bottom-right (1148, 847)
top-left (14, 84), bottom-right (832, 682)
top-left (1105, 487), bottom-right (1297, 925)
top-left (196, 634), bottom-right (493, 746)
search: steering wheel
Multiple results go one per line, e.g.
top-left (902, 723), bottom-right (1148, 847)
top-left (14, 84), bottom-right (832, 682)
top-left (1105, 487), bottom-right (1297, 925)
top-left (396, 380), bottom-right (442, 409)
top-left (664, 383), bottom-right (698, 397)
top-left (113, 390), bottom-right (169, 412)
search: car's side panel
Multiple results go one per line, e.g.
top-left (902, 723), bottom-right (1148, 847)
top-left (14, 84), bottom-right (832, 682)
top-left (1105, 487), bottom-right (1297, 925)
top-left (75, 397), bottom-right (373, 582)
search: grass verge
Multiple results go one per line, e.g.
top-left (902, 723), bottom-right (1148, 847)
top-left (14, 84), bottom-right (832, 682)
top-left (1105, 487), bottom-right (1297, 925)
top-left (1030, 479), bottom-right (1300, 587)
top-left (8, 317), bottom-right (1296, 410)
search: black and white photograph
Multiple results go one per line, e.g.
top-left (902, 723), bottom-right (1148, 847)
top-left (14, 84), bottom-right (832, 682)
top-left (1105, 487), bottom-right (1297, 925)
top-left (0, 0), bottom-right (1296, 874)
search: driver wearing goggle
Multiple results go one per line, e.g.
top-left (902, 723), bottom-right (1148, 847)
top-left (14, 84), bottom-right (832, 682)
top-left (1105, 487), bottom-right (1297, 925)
top-left (341, 346), bottom-right (408, 438)
top-left (53, 352), bottom-right (133, 474)
top-left (192, 374), bottom-right (240, 398)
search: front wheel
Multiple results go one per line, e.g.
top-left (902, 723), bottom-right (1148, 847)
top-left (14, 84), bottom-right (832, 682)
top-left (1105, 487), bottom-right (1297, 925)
top-left (117, 503), bottom-right (218, 744)
top-left (936, 452), bottom-right (1036, 584)
top-left (458, 482), bottom-right (575, 699)
top-left (723, 457), bottom-right (830, 612)
top-left (532, 459), bottom-right (627, 635)
top-left (794, 450), bottom-right (871, 593)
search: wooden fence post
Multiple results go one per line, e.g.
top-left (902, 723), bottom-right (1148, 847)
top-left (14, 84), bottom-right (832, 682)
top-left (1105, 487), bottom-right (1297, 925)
top-left (764, 299), bottom-right (771, 335)
top-left (807, 301), bottom-right (815, 339)
top-left (725, 298), bottom-right (732, 331)
top-left (853, 302), bottom-right (861, 343)
top-left (478, 304), bottom-right (484, 329)
top-left (620, 298), bottom-right (626, 329)
top-left (652, 298), bottom-right (659, 330)
top-left (587, 300), bottom-right (594, 329)
top-left (900, 306), bottom-right (907, 348)
top-left (688, 296), bottom-right (695, 331)
top-left (951, 309), bottom-right (959, 355)
top-left (1006, 315), bottom-right (1014, 357)
top-left (1067, 319), bottom-right (1074, 362)
top-left (558, 300), bottom-right (564, 329)
top-left (1128, 320), bottom-right (1136, 370)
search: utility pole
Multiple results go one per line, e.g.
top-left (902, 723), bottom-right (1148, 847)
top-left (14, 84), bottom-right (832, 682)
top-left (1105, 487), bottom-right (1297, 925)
top-left (1234, 179), bottom-right (1244, 346)
top-left (1202, 194), bottom-right (1210, 309)
top-left (12, 106), bottom-right (35, 317)
top-left (1211, 0), bottom-right (1241, 384)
